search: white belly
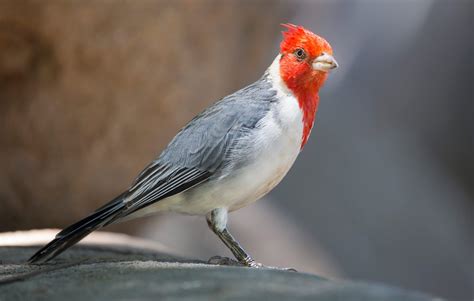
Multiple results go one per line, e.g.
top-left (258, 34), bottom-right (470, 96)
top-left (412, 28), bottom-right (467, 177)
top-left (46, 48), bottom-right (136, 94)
top-left (165, 122), bottom-right (301, 214)
top-left (160, 95), bottom-right (303, 215)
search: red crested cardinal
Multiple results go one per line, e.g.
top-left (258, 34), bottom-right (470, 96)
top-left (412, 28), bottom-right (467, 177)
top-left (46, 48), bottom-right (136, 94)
top-left (28, 24), bottom-right (338, 268)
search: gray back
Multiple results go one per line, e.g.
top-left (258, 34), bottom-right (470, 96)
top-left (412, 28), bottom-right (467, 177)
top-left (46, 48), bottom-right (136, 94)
top-left (158, 74), bottom-right (277, 173)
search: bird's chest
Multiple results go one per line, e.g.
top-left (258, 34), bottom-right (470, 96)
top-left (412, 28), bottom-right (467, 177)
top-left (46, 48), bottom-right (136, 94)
top-left (226, 96), bottom-right (304, 210)
top-left (170, 95), bottom-right (304, 215)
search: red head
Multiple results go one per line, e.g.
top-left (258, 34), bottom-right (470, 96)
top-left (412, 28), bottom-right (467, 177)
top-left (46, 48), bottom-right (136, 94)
top-left (279, 24), bottom-right (337, 148)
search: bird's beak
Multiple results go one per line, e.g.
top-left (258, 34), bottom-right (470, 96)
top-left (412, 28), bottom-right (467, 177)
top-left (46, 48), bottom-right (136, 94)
top-left (312, 53), bottom-right (338, 72)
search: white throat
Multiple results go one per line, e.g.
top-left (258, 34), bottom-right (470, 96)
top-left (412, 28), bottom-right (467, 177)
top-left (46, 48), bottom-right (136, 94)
top-left (267, 54), bottom-right (294, 99)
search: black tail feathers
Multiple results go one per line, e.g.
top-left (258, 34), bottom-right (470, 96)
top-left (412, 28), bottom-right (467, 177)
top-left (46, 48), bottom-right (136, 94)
top-left (28, 193), bottom-right (128, 264)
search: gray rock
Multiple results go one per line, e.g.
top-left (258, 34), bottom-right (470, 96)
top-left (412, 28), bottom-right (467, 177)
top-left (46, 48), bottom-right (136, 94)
top-left (0, 244), bottom-right (442, 301)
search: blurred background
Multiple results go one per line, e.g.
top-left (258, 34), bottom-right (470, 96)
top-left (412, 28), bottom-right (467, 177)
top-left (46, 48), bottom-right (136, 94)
top-left (0, 0), bottom-right (472, 300)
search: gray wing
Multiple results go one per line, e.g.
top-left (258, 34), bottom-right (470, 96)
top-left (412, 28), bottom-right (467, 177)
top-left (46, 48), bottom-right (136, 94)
top-left (121, 75), bottom-right (276, 215)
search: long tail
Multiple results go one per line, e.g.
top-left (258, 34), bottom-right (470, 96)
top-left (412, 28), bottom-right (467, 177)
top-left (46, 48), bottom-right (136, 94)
top-left (28, 192), bottom-right (128, 264)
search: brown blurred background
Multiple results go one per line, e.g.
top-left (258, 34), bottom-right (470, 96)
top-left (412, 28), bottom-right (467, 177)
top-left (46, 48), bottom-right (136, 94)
top-left (0, 1), bottom-right (472, 300)
top-left (0, 0), bottom-right (289, 227)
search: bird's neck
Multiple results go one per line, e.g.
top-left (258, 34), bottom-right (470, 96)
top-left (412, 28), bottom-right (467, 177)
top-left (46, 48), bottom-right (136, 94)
top-left (267, 55), bottom-right (326, 149)
top-left (290, 85), bottom-right (320, 148)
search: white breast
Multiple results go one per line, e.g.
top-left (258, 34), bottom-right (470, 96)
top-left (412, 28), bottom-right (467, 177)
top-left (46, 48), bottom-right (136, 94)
top-left (222, 55), bottom-right (303, 211)
top-left (225, 89), bottom-right (302, 211)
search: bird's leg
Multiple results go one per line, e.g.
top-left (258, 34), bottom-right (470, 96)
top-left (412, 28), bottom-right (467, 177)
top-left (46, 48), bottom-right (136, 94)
top-left (206, 208), bottom-right (262, 268)
top-left (206, 208), bottom-right (297, 271)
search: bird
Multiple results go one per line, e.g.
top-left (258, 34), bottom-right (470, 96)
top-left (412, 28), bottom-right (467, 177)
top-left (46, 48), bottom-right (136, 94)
top-left (28, 24), bottom-right (338, 268)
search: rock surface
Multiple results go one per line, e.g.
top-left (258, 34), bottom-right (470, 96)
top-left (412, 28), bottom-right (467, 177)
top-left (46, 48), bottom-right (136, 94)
top-left (0, 231), bottom-right (442, 301)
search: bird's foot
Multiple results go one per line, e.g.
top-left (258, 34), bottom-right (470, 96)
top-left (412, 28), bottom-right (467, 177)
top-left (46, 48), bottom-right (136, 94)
top-left (246, 260), bottom-right (297, 272)
top-left (208, 255), bottom-right (296, 271)
top-left (207, 256), bottom-right (242, 266)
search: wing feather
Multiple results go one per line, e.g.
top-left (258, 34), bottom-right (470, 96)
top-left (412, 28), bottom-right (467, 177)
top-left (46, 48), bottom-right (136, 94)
top-left (122, 165), bottom-right (210, 216)
top-left (118, 75), bottom-right (276, 218)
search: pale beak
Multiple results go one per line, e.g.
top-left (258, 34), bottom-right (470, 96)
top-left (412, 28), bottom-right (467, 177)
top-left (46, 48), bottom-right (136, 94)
top-left (312, 53), bottom-right (338, 72)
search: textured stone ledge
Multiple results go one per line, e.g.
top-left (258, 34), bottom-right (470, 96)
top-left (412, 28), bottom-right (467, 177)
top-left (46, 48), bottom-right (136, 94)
top-left (0, 230), bottom-right (442, 301)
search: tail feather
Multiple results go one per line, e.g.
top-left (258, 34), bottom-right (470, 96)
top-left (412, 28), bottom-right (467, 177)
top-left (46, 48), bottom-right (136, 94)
top-left (28, 194), bottom-right (127, 264)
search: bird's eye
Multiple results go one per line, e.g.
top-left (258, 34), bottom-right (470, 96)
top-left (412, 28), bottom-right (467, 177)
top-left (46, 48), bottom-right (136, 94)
top-left (294, 48), bottom-right (306, 60)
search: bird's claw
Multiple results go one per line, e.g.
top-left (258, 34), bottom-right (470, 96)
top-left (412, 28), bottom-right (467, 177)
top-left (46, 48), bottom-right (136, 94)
top-left (208, 255), bottom-right (297, 272)
top-left (247, 260), bottom-right (297, 272)
top-left (207, 256), bottom-right (242, 266)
